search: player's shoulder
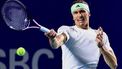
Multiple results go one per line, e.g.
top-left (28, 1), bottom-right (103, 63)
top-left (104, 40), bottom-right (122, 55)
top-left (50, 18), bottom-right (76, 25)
top-left (58, 25), bottom-right (72, 30)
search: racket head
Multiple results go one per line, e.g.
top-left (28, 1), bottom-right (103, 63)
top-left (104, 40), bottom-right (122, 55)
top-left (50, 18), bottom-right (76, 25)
top-left (1, 0), bottom-right (29, 31)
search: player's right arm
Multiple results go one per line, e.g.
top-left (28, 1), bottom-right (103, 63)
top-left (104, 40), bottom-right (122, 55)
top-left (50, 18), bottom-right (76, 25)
top-left (45, 29), bottom-right (67, 49)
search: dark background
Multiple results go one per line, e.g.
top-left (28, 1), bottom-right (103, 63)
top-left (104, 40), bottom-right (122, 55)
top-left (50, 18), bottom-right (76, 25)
top-left (0, 0), bottom-right (122, 69)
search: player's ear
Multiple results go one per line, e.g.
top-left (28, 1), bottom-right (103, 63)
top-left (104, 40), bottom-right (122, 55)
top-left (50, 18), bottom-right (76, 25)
top-left (89, 13), bottom-right (91, 16)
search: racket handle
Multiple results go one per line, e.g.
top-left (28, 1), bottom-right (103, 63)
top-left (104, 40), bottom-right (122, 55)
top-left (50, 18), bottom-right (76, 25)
top-left (40, 26), bottom-right (50, 33)
top-left (32, 19), bottom-right (50, 33)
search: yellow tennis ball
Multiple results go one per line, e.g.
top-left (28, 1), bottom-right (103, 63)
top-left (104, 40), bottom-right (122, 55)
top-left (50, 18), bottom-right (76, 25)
top-left (16, 47), bottom-right (26, 56)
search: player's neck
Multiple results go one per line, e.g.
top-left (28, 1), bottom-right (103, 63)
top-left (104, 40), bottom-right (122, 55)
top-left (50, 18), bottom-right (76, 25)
top-left (75, 25), bottom-right (90, 30)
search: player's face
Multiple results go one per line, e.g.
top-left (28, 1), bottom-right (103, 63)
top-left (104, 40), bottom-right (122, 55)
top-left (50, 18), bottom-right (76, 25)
top-left (72, 9), bottom-right (90, 29)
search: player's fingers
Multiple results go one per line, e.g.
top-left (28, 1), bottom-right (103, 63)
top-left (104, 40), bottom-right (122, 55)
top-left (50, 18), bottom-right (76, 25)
top-left (98, 33), bottom-right (103, 39)
top-left (97, 27), bottom-right (101, 35)
top-left (45, 29), bottom-right (56, 39)
top-left (50, 29), bottom-right (56, 36)
top-left (44, 32), bottom-right (50, 37)
top-left (99, 27), bottom-right (104, 39)
top-left (96, 34), bottom-right (103, 41)
top-left (44, 29), bottom-right (56, 38)
top-left (99, 27), bottom-right (103, 35)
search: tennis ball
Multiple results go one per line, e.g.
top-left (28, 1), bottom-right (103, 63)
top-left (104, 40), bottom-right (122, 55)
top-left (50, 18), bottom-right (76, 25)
top-left (16, 47), bottom-right (26, 56)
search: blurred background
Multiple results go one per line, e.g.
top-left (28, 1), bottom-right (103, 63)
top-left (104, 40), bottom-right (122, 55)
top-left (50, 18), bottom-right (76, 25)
top-left (0, 0), bottom-right (122, 69)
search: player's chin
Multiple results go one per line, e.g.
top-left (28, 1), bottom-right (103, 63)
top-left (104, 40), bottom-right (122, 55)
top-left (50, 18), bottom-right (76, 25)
top-left (80, 23), bottom-right (88, 29)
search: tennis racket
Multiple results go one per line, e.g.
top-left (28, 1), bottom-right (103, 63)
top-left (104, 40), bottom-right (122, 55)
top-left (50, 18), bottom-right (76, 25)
top-left (1, 0), bottom-right (50, 33)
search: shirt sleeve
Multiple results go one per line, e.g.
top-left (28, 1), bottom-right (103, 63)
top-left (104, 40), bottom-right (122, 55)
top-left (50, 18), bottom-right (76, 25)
top-left (103, 32), bottom-right (112, 51)
top-left (57, 25), bottom-right (70, 43)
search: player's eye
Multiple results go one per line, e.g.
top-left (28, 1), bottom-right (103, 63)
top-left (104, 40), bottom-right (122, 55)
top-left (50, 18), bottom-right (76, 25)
top-left (73, 11), bottom-right (78, 14)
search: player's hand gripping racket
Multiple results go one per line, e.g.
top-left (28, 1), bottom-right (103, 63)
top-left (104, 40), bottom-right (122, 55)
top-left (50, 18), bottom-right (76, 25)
top-left (1, 0), bottom-right (50, 33)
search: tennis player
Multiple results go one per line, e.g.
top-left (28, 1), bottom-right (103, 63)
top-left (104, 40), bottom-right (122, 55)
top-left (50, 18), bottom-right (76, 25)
top-left (45, 0), bottom-right (118, 69)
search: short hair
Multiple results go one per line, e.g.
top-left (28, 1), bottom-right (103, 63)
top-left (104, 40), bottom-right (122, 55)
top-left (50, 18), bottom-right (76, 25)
top-left (72, 0), bottom-right (88, 5)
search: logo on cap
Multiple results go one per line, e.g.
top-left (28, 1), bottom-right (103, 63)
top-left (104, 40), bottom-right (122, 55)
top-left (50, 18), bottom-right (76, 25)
top-left (76, 5), bottom-right (80, 7)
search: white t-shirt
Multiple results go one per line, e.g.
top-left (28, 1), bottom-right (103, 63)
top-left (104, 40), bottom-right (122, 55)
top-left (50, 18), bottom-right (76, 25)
top-left (57, 25), bottom-right (112, 69)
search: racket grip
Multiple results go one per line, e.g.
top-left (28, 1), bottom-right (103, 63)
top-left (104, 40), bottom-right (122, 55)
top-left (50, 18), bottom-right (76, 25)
top-left (40, 26), bottom-right (50, 33)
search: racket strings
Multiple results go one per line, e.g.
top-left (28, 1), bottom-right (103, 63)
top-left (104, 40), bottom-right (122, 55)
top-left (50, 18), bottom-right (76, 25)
top-left (2, 0), bottom-right (29, 30)
top-left (2, 0), bottom-right (50, 32)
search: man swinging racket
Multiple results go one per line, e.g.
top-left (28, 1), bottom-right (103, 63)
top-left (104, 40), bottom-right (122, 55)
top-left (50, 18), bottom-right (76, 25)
top-left (45, 0), bottom-right (118, 69)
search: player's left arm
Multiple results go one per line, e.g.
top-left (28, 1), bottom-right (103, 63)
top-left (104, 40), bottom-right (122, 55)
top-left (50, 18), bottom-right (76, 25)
top-left (96, 27), bottom-right (118, 69)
